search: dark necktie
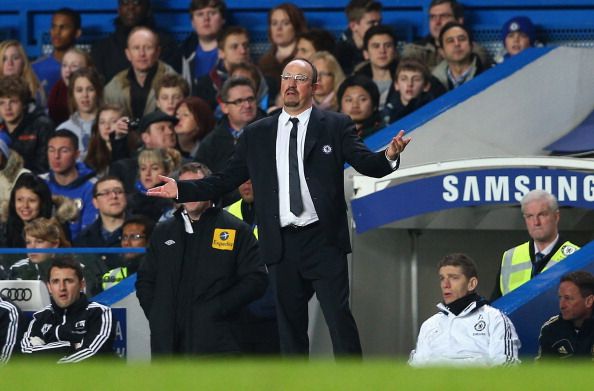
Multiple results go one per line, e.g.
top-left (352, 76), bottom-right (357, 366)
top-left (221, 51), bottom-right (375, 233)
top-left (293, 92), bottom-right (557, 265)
top-left (289, 117), bottom-right (303, 216)
top-left (532, 252), bottom-right (544, 277)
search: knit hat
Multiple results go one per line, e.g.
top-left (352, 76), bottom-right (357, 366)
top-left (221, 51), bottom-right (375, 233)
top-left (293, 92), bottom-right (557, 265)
top-left (0, 131), bottom-right (12, 160)
top-left (502, 16), bottom-right (536, 44)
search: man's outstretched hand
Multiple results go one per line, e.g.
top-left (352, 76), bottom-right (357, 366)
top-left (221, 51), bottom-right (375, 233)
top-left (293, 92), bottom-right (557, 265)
top-left (386, 129), bottom-right (412, 160)
top-left (146, 175), bottom-right (178, 199)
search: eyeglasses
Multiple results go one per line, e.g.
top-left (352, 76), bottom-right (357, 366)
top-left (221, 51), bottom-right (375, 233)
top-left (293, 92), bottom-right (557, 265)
top-left (122, 234), bottom-right (146, 241)
top-left (224, 96), bottom-right (256, 106)
top-left (280, 73), bottom-right (310, 83)
top-left (95, 188), bottom-right (125, 198)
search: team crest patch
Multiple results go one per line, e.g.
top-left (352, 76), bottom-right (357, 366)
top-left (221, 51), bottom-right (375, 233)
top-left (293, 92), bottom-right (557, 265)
top-left (474, 320), bottom-right (486, 332)
top-left (561, 245), bottom-right (576, 256)
top-left (322, 145), bottom-right (332, 154)
top-left (75, 320), bottom-right (86, 329)
top-left (212, 229), bottom-right (236, 251)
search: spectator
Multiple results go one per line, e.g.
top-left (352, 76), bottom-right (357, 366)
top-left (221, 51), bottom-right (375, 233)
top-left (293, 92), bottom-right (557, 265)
top-left (102, 215), bottom-right (154, 290)
top-left (9, 217), bottom-right (71, 281)
top-left (538, 271), bottom-right (594, 360)
top-left (154, 73), bottom-right (190, 116)
top-left (432, 22), bottom-right (486, 91)
top-left (335, 0), bottom-right (382, 76)
top-left (492, 190), bottom-right (580, 300)
top-left (355, 25), bottom-right (398, 110)
top-left (258, 3), bottom-right (307, 101)
top-left (296, 28), bottom-right (336, 61)
top-left (90, 0), bottom-right (180, 83)
top-left (108, 110), bottom-right (178, 193)
top-left (401, 0), bottom-right (492, 70)
top-left (194, 26), bottom-right (253, 110)
top-left (40, 129), bottom-right (98, 240)
top-left (381, 58), bottom-right (436, 125)
top-left (409, 253), bottom-right (521, 366)
top-left (31, 8), bottom-right (81, 97)
top-left (57, 68), bottom-right (103, 160)
top-left (174, 97), bottom-right (215, 159)
top-left (180, 0), bottom-right (227, 85)
top-left (0, 40), bottom-right (46, 107)
top-left (104, 26), bottom-right (178, 120)
top-left (0, 131), bottom-right (29, 225)
top-left (226, 179), bottom-right (280, 354)
top-left (196, 77), bottom-right (260, 175)
top-left (127, 148), bottom-right (180, 222)
top-left (495, 16), bottom-right (536, 64)
top-left (20, 257), bottom-right (116, 363)
top-left (228, 62), bottom-right (271, 114)
top-left (338, 74), bottom-right (383, 138)
top-left (85, 104), bottom-right (136, 177)
top-left (48, 48), bottom-right (93, 127)
top-left (2, 173), bottom-right (76, 249)
top-left (310, 51), bottom-right (346, 112)
top-left (0, 76), bottom-right (54, 174)
top-left (136, 162), bottom-right (267, 356)
top-left (74, 176), bottom-right (128, 255)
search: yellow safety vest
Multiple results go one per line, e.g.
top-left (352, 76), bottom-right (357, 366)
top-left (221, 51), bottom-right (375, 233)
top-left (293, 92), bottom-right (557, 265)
top-left (102, 267), bottom-right (129, 290)
top-left (226, 200), bottom-right (258, 239)
top-left (500, 241), bottom-right (579, 295)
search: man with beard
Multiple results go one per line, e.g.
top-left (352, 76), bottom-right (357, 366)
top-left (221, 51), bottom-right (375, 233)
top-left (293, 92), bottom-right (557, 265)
top-left (146, 58), bottom-right (411, 357)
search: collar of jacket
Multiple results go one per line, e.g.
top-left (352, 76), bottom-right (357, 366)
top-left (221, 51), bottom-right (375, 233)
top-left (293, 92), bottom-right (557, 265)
top-left (51, 293), bottom-right (89, 315)
top-left (438, 292), bottom-right (487, 316)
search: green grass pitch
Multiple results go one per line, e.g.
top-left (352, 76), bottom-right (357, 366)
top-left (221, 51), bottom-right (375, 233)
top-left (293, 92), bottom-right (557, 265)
top-left (2, 358), bottom-right (593, 390)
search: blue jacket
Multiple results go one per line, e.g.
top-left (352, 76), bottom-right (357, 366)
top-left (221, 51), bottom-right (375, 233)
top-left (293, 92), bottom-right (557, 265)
top-left (41, 162), bottom-right (98, 239)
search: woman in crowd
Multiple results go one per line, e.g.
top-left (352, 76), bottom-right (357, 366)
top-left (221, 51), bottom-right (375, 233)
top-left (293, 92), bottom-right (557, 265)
top-left (8, 217), bottom-right (71, 281)
top-left (296, 28), bottom-right (336, 61)
top-left (258, 3), bottom-right (307, 99)
top-left (174, 97), bottom-right (215, 159)
top-left (128, 148), bottom-right (181, 222)
top-left (310, 51), bottom-right (345, 112)
top-left (84, 104), bottom-right (136, 176)
top-left (338, 74), bottom-right (383, 138)
top-left (48, 47), bottom-right (94, 125)
top-left (0, 40), bottom-right (45, 107)
top-left (0, 132), bottom-right (29, 226)
top-left (57, 67), bottom-right (103, 160)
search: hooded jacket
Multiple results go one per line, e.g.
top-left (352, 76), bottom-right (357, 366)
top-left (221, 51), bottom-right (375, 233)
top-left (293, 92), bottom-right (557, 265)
top-left (40, 162), bottom-right (98, 239)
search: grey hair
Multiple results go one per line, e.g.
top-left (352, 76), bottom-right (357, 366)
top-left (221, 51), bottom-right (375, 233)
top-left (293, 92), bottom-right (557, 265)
top-left (520, 189), bottom-right (558, 213)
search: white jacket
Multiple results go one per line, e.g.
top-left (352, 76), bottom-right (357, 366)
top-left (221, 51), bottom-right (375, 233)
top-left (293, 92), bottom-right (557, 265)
top-left (409, 298), bottom-right (521, 366)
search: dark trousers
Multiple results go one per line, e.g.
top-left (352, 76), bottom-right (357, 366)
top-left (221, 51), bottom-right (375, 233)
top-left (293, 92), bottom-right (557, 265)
top-left (271, 223), bottom-right (362, 356)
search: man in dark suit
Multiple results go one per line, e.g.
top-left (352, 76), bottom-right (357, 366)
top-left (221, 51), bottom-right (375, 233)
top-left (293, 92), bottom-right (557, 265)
top-left (147, 58), bottom-right (411, 356)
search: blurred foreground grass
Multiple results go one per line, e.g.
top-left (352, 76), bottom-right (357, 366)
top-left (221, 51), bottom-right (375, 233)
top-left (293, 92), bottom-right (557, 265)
top-left (1, 357), bottom-right (593, 390)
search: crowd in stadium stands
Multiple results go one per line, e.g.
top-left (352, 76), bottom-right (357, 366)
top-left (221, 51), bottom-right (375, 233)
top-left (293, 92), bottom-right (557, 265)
top-left (1, 0), bottom-right (591, 363)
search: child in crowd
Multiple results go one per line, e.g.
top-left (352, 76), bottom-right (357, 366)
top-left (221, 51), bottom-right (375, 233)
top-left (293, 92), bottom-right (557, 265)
top-left (48, 48), bottom-right (93, 125)
top-left (381, 58), bottom-right (434, 125)
top-left (56, 68), bottom-right (103, 160)
top-left (128, 148), bottom-right (181, 222)
top-left (495, 16), bottom-right (537, 63)
top-left (154, 73), bottom-right (190, 117)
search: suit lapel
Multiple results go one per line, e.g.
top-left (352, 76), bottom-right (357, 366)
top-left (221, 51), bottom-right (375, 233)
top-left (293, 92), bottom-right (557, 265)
top-left (304, 107), bottom-right (322, 161)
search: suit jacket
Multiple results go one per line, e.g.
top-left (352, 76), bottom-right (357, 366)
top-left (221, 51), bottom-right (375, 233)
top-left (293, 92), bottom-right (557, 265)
top-left (178, 107), bottom-right (396, 265)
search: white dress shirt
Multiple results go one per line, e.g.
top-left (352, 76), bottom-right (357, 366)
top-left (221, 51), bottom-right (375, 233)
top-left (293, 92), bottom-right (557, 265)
top-left (276, 107), bottom-right (319, 227)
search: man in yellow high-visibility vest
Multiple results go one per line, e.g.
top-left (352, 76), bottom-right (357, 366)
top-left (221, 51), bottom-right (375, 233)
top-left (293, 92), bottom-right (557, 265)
top-left (492, 189), bottom-right (580, 299)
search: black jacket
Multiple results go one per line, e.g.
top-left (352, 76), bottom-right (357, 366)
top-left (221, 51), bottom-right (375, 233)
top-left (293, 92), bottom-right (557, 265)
top-left (335, 29), bottom-right (365, 76)
top-left (1, 102), bottom-right (54, 174)
top-left (136, 207), bottom-right (267, 355)
top-left (91, 18), bottom-right (181, 83)
top-left (20, 294), bottom-right (115, 363)
top-left (538, 315), bottom-right (594, 359)
top-left (0, 295), bottom-right (25, 364)
top-left (178, 108), bottom-right (396, 264)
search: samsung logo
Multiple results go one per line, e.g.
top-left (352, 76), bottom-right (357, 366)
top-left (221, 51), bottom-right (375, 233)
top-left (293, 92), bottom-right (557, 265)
top-left (442, 175), bottom-right (594, 202)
